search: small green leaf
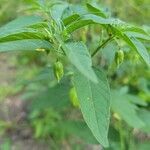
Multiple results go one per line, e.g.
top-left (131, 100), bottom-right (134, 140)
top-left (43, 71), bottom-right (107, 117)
top-left (63, 42), bottom-right (97, 83)
top-left (73, 68), bottom-right (110, 147)
top-left (0, 39), bottom-right (52, 52)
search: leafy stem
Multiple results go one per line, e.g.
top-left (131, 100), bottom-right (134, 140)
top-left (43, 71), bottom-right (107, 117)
top-left (91, 36), bottom-right (115, 57)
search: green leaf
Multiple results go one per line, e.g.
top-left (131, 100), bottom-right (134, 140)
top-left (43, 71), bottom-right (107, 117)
top-left (112, 24), bottom-right (147, 39)
top-left (128, 37), bottom-right (150, 65)
top-left (63, 14), bottom-right (80, 26)
top-left (64, 14), bottom-right (117, 34)
top-left (125, 32), bottom-right (150, 41)
top-left (111, 90), bottom-right (145, 128)
top-left (86, 3), bottom-right (107, 18)
top-left (73, 68), bottom-right (110, 147)
top-left (63, 42), bottom-right (97, 83)
top-left (112, 27), bottom-right (150, 65)
top-left (0, 15), bottom-right (43, 31)
top-left (119, 24), bottom-right (149, 36)
top-left (0, 39), bottom-right (52, 52)
top-left (0, 15), bottom-right (44, 39)
top-left (0, 29), bottom-right (46, 42)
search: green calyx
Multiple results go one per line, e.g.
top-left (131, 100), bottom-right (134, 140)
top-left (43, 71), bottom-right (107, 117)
top-left (69, 87), bottom-right (80, 108)
top-left (53, 60), bottom-right (64, 82)
top-left (115, 50), bottom-right (124, 67)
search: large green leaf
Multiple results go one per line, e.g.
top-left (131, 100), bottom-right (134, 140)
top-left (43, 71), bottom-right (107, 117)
top-left (111, 90), bottom-right (145, 128)
top-left (63, 42), bottom-right (97, 83)
top-left (73, 68), bottom-right (110, 147)
top-left (0, 39), bottom-right (52, 52)
top-left (0, 15), bottom-right (44, 39)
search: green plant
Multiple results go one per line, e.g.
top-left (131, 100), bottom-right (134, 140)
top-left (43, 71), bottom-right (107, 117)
top-left (0, 0), bottom-right (149, 149)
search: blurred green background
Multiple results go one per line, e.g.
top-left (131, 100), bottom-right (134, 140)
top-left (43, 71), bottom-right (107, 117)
top-left (0, 0), bottom-right (149, 150)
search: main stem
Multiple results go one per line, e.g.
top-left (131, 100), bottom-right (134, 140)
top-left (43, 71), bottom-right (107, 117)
top-left (91, 36), bottom-right (114, 57)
